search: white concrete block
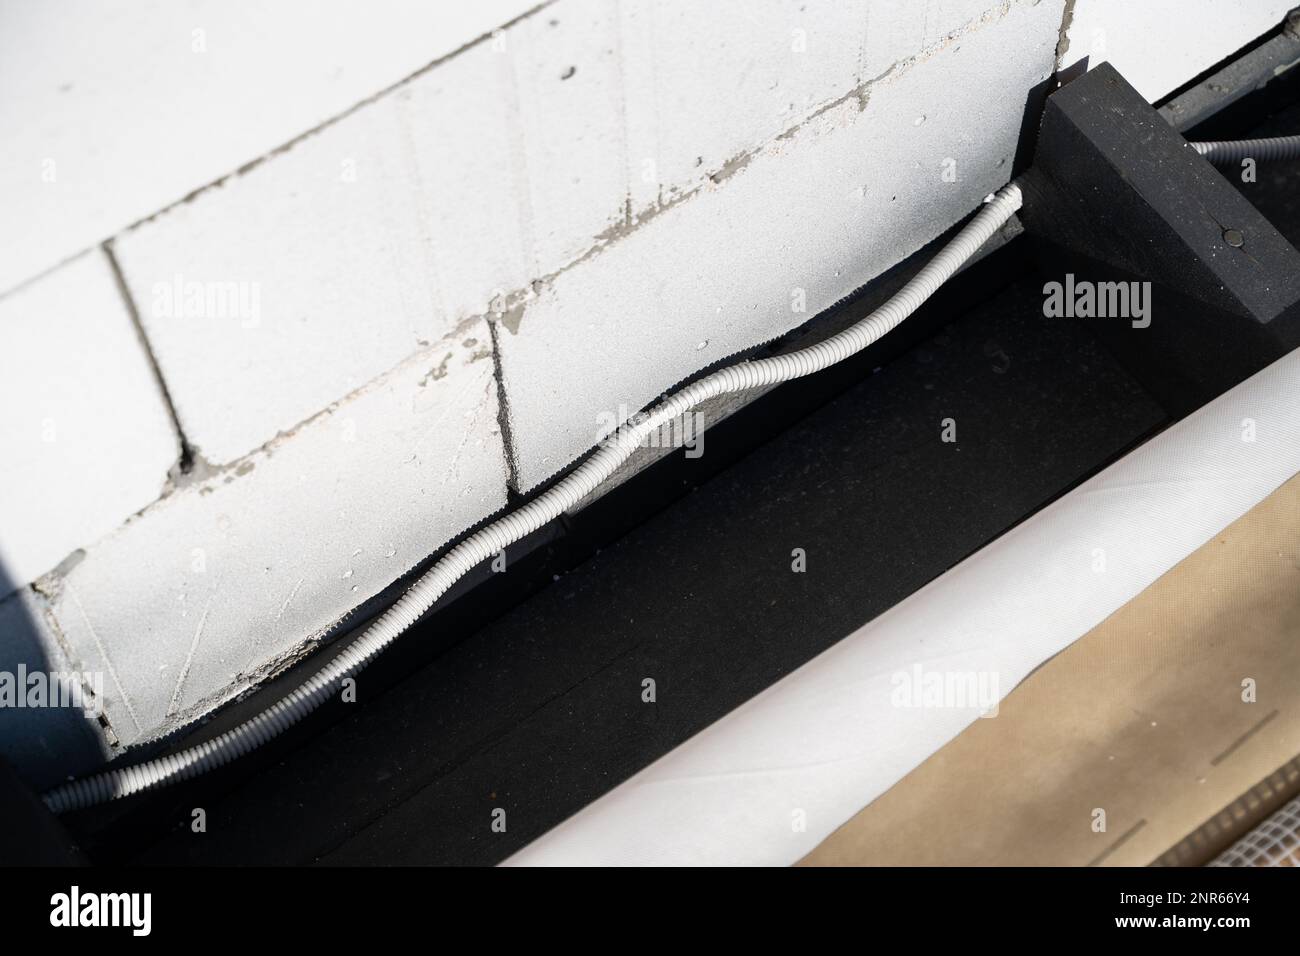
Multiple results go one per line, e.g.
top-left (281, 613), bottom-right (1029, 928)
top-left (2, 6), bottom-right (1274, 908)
top-left (621, 0), bottom-right (872, 205)
top-left (0, 251), bottom-right (178, 591)
top-left (114, 0), bottom-right (1024, 467)
top-left (626, 0), bottom-right (1003, 204)
top-left (509, 0), bottom-right (631, 273)
top-left (863, 0), bottom-right (1024, 67)
top-left (1061, 0), bottom-right (1291, 102)
top-left (114, 91), bottom-right (482, 466)
top-left (112, 8), bottom-right (632, 466)
top-left (48, 321), bottom-right (507, 747)
top-left (498, 0), bottom-right (1064, 491)
top-left (0, 587), bottom-right (111, 788)
top-left (0, 0), bottom-right (539, 293)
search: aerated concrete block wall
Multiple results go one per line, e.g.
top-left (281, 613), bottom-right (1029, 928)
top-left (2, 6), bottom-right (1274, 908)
top-left (0, 0), bottom-right (1288, 786)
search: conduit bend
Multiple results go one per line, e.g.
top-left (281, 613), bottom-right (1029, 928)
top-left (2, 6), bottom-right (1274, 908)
top-left (42, 183), bottom-right (1024, 813)
top-left (41, 130), bottom-right (1300, 812)
top-left (40, 127), bottom-right (1300, 811)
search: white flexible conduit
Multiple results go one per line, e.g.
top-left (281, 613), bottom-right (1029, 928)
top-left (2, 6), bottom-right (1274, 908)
top-left (34, 130), bottom-right (1300, 812)
top-left (41, 183), bottom-right (1024, 813)
top-left (1193, 133), bottom-right (1300, 164)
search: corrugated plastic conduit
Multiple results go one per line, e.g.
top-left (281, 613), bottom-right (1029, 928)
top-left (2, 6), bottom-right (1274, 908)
top-left (1192, 134), bottom-right (1300, 164)
top-left (42, 133), bottom-right (1300, 813)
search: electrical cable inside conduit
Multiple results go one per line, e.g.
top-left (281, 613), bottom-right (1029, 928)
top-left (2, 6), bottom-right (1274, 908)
top-left (40, 132), bottom-right (1300, 813)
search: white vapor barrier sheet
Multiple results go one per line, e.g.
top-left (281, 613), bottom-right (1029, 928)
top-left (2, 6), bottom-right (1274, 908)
top-left (505, 347), bottom-right (1300, 866)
